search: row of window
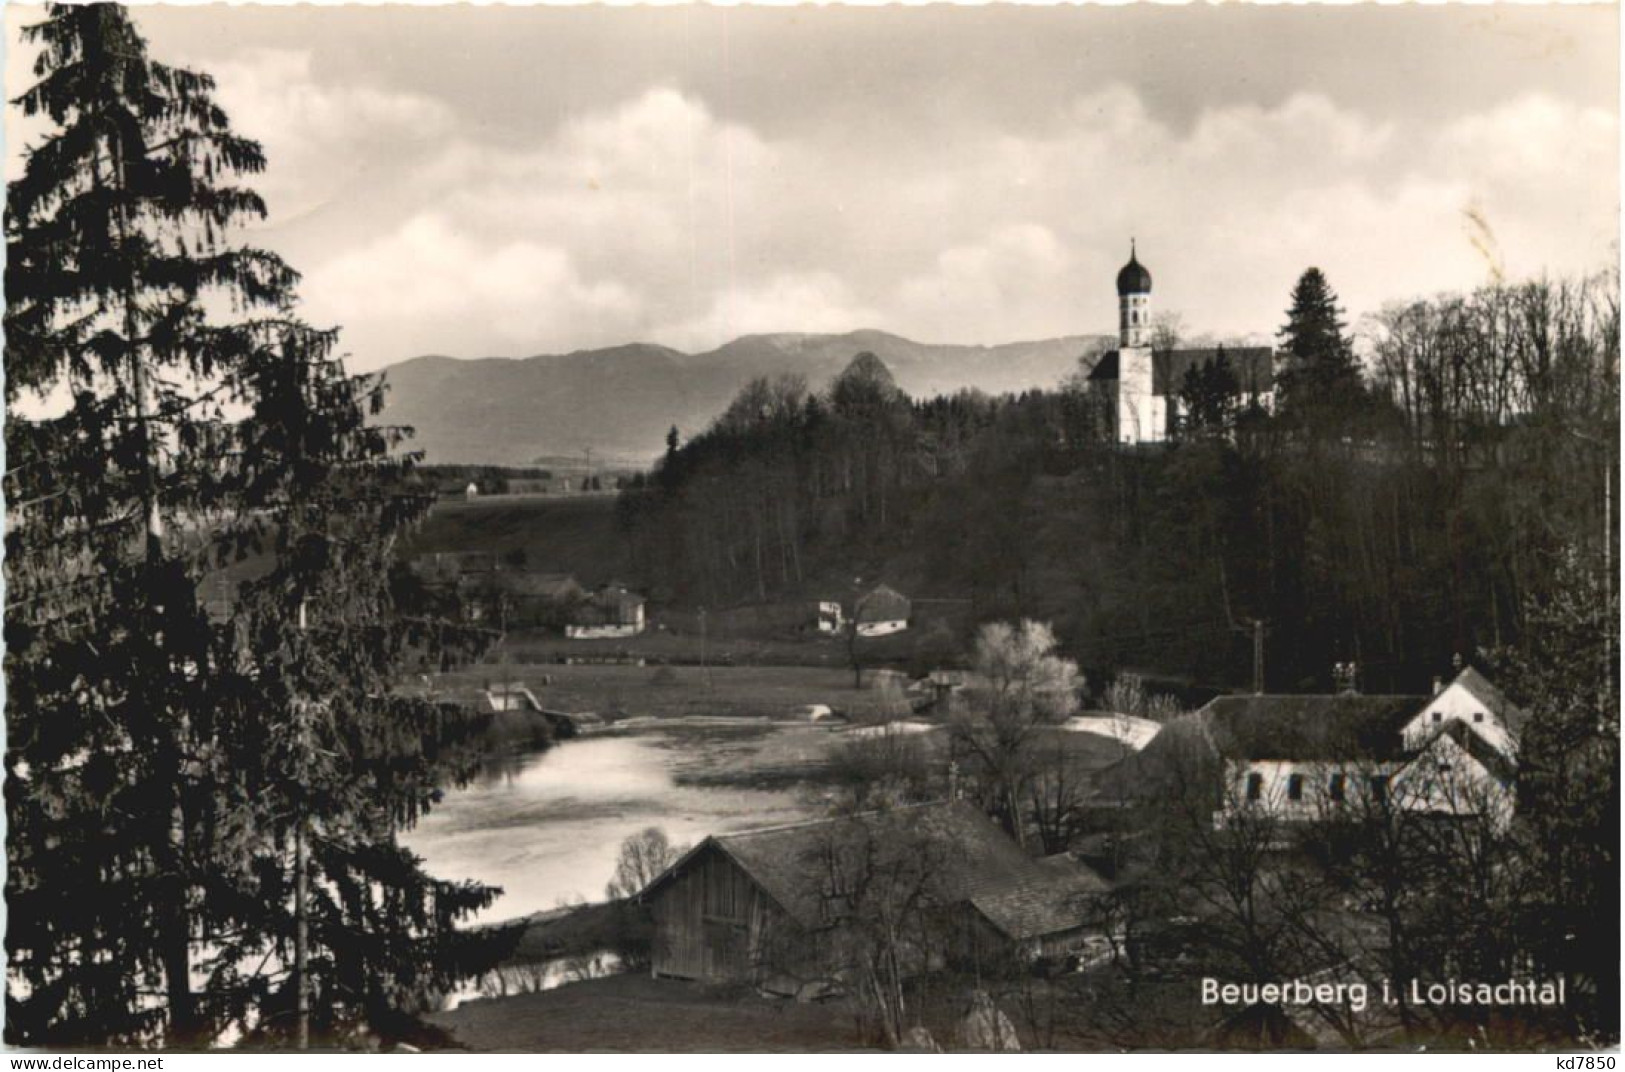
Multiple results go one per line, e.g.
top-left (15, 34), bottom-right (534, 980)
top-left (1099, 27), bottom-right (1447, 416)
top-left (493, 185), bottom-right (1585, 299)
top-left (1244, 770), bottom-right (1388, 804)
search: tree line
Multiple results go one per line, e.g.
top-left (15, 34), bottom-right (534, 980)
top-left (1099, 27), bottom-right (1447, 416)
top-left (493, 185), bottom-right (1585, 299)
top-left (621, 263), bottom-right (1617, 694)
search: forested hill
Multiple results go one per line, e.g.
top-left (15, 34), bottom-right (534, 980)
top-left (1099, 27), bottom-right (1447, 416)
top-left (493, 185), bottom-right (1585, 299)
top-left (376, 330), bottom-right (1111, 464)
top-left (617, 271), bottom-right (1619, 696)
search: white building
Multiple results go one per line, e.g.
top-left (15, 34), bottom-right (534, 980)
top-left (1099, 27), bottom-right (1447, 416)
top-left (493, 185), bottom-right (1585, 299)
top-left (1114, 666), bottom-right (1522, 833)
top-left (1087, 243), bottom-right (1275, 444)
top-left (565, 584), bottom-right (647, 639)
top-left (854, 584), bottom-right (911, 637)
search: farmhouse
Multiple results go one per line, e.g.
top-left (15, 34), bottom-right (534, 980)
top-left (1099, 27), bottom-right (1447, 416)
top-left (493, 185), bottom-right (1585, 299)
top-left (1102, 666), bottom-right (1521, 831)
top-left (854, 584), bottom-right (911, 637)
top-left (639, 801), bottom-right (1108, 990)
top-left (566, 583), bottom-right (647, 639)
top-left (1088, 243), bottom-right (1275, 444)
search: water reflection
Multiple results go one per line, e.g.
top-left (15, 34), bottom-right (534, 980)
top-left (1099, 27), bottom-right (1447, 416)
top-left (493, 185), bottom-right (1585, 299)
top-left (404, 726), bottom-right (827, 924)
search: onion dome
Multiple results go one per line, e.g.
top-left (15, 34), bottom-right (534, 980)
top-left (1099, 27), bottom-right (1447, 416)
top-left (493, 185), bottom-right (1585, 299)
top-left (1116, 241), bottom-right (1152, 296)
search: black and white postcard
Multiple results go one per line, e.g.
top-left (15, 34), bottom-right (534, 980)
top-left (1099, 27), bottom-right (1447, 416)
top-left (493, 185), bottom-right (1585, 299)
top-left (3, 1), bottom-right (1618, 1054)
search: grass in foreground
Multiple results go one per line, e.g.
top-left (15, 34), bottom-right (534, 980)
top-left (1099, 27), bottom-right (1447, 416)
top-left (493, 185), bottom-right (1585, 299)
top-left (427, 973), bottom-right (870, 1052)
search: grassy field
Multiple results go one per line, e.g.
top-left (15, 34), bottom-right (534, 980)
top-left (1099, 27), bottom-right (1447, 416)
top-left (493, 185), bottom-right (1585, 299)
top-left (428, 974), bottom-right (869, 1052)
top-left (436, 661), bottom-right (912, 723)
top-left (492, 625), bottom-right (922, 671)
top-left (404, 491), bottom-right (971, 668)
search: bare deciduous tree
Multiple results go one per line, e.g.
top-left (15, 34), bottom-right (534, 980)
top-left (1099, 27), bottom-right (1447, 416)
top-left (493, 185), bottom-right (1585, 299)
top-left (606, 827), bottom-right (689, 901)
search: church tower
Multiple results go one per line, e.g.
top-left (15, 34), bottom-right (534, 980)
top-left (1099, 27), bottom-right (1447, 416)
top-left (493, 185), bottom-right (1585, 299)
top-left (1117, 239), bottom-right (1152, 347)
top-left (1114, 242), bottom-right (1162, 442)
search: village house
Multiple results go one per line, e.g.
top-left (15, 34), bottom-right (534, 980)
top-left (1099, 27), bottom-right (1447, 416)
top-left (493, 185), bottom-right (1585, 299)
top-left (1088, 243), bottom-right (1275, 444)
top-left (1104, 666), bottom-right (1522, 832)
top-left (638, 801), bottom-right (1108, 992)
top-left (565, 583), bottom-right (648, 639)
top-left (813, 599), bottom-right (844, 635)
top-left (854, 584), bottom-right (911, 637)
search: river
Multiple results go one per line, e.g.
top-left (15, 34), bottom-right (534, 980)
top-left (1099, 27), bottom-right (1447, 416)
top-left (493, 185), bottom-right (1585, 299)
top-left (402, 720), bottom-right (840, 925)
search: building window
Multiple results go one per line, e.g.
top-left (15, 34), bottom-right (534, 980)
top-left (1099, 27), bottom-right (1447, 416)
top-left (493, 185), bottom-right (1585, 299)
top-left (1329, 773), bottom-right (1346, 802)
top-left (1370, 775), bottom-right (1389, 804)
top-left (1432, 711), bottom-right (1443, 723)
top-left (1245, 772), bottom-right (1263, 802)
top-left (1473, 712), bottom-right (1484, 723)
top-left (1287, 773), bottom-right (1304, 801)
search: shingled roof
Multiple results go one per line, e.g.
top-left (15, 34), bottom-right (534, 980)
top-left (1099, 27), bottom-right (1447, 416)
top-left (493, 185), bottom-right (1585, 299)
top-left (1201, 694), bottom-right (1428, 762)
top-left (642, 801), bottom-right (1106, 941)
top-left (855, 584), bottom-right (911, 623)
top-left (969, 865), bottom-right (1110, 941)
top-left (1092, 694), bottom-right (1428, 806)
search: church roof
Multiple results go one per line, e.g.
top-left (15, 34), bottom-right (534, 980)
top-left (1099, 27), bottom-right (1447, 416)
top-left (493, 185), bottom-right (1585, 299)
top-left (1116, 248), bottom-right (1153, 296)
top-left (1088, 347), bottom-right (1275, 397)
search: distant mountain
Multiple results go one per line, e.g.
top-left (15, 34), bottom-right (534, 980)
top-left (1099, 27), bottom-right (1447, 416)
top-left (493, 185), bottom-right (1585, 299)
top-left (376, 330), bottom-right (1112, 466)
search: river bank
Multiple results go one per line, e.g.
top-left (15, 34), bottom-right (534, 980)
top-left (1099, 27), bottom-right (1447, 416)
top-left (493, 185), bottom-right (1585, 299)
top-left (403, 716), bottom-right (853, 925)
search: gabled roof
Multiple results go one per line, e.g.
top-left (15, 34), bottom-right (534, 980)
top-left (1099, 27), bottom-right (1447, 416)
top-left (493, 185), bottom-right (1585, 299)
top-left (641, 801), bottom-right (1105, 940)
top-left (1449, 665), bottom-right (1527, 735)
top-left (1087, 351), bottom-right (1120, 382)
top-left (1092, 694), bottom-right (1428, 804)
top-left (969, 863), bottom-right (1110, 941)
top-left (1152, 348), bottom-right (1275, 397)
top-left (856, 584), bottom-right (911, 622)
top-left (1411, 718), bottom-right (1518, 785)
top-left (1199, 694), bottom-right (1428, 762)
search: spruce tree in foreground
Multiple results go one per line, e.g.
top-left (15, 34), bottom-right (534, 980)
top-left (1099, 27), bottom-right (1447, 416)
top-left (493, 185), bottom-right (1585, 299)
top-left (5, 3), bottom-right (502, 1047)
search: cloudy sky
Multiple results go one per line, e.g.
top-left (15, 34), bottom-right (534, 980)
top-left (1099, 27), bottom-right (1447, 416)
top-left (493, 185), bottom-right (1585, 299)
top-left (6, 4), bottom-right (1619, 372)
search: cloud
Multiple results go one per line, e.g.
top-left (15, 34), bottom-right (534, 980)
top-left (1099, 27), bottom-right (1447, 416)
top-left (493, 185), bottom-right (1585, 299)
top-left (190, 53), bottom-right (1615, 372)
top-left (207, 49), bottom-right (455, 222)
top-left (893, 224), bottom-right (1079, 343)
top-left (304, 214), bottom-right (639, 360)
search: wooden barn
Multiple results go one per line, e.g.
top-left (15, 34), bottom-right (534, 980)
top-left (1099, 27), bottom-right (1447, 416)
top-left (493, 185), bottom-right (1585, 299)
top-left (638, 801), bottom-right (1108, 989)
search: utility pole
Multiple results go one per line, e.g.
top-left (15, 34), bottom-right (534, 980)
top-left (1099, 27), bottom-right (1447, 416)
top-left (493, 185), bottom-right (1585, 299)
top-left (1243, 618), bottom-right (1268, 695)
top-left (699, 607), bottom-right (711, 690)
top-left (1218, 562), bottom-right (1267, 695)
top-left (1253, 619), bottom-right (1266, 694)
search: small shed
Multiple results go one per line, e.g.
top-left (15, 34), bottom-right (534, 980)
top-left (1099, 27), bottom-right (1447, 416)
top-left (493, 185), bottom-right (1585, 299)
top-left (464, 482), bottom-right (480, 500)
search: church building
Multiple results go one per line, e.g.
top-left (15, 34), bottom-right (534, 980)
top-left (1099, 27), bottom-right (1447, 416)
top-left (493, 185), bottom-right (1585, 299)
top-left (1087, 244), bottom-right (1276, 444)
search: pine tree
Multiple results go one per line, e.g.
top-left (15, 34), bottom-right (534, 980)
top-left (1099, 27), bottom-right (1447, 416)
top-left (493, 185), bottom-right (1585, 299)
top-left (1177, 348), bottom-right (1239, 436)
top-left (5, 4), bottom-right (501, 1047)
top-left (1276, 267), bottom-right (1362, 421)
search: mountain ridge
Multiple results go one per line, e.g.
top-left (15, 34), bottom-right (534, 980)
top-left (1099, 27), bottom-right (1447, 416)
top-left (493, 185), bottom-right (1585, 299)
top-left (377, 329), bottom-right (1113, 465)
